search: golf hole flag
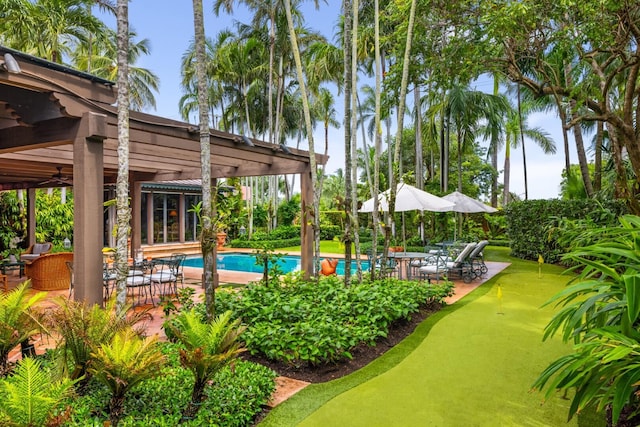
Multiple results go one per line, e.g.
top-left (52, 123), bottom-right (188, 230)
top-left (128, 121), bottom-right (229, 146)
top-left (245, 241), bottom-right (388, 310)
top-left (538, 254), bottom-right (544, 278)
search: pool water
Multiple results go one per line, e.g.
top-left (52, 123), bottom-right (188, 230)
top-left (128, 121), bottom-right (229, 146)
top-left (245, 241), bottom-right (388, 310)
top-left (183, 252), bottom-right (368, 275)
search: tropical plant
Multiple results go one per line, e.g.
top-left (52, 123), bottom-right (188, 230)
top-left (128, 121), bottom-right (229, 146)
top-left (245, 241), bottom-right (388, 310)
top-left (45, 297), bottom-right (147, 386)
top-left (166, 309), bottom-right (246, 421)
top-left (533, 215), bottom-right (640, 425)
top-left (0, 357), bottom-right (76, 427)
top-left (0, 283), bottom-right (46, 372)
top-left (89, 328), bottom-right (165, 427)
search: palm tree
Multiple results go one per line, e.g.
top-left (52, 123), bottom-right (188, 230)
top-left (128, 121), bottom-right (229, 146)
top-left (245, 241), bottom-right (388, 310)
top-left (114, 0), bottom-right (130, 313)
top-left (0, 0), bottom-right (106, 63)
top-left (71, 28), bottom-right (159, 111)
top-left (501, 96), bottom-right (556, 205)
top-left (283, 0), bottom-right (322, 275)
top-left (192, 0), bottom-right (216, 320)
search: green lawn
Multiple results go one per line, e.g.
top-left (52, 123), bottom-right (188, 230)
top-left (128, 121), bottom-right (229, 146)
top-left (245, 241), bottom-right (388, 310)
top-left (259, 247), bottom-right (605, 426)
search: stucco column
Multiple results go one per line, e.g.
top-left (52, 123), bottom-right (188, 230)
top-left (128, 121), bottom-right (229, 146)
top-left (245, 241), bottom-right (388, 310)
top-left (300, 169), bottom-right (313, 279)
top-left (73, 112), bottom-right (106, 306)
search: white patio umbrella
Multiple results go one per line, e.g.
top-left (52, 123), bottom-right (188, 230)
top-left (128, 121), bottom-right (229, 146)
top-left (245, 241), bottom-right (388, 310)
top-left (442, 191), bottom-right (498, 213)
top-left (359, 183), bottom-right (455, 213)
top-left (359, 183), bottom-right (455, 250)
top-left (442, 191), bottom-right (498, 239)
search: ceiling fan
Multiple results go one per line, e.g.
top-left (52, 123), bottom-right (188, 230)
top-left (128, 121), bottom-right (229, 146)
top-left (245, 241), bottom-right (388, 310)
top-left (38, 166), bottom-right (72, 187)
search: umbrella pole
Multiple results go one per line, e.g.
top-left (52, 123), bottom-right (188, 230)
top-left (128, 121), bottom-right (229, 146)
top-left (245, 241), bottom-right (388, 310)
top-left (402, 212), bottom-right (406, 252)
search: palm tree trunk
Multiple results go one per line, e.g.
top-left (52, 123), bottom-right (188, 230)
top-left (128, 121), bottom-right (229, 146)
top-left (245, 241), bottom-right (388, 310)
top-left (594, 121), bottom-right (603, 192)
top-left (343, 0), bottom-right (353, 284)
top-left (283, 0), bottom-right (320, 275)
top-left (517, 85), bottom-right (528, 200)
top-left (115, 0), bottom-right (131, 313)
top-left (192, 0), bottom-right (216, 320)
top-left (387, 0), bottom-right (417, 262)
top-left (109, 395), bottom-right (125, 427)
top-left (182, 379), bottom-right (207, 421)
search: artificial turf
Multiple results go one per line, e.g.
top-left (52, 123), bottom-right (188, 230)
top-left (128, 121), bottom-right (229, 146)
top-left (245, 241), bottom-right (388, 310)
top-left (260, 247), bottom-right (606, 426)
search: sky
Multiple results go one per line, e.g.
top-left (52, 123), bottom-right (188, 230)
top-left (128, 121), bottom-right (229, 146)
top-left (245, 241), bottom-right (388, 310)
top-left (98, 2), bottom-right (572, 201)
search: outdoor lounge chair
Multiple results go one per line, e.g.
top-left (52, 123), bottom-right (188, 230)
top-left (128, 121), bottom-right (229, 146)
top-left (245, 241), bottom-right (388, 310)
top-left (443, 242), bottom-right (477, 283)
top-left (20, 242), bottom-right (53, 262)
top-left (468, 240), bottom-right (489, 278)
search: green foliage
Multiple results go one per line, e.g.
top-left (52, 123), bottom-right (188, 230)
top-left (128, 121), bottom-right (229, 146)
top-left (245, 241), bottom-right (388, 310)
top-left (253, 246), bottom-right (285, 286)
top-left (0, 357), bottom-right (76, 427)
top-left (215, 274), bottom-right (453, 366)
top-left (0, 192), bottom-right (25, 256)
top-left (35, 189), bottom-right (74, 247)
top-left (65, 343), bottom-right (275, 426)
top-left (505, 199), bottom-right (627, 263)
top-left (89, 329), bottom-right (165, 426)
top-left (0, 283), bottom-right (46, 371)
top-left (228, 225), bottom-right (301, 249)
top-left (533, 215), bottom-right (640, 425)
top-left (166, 310), bottom-right (246, 421)
top-left (45, 298), bottom-right (147, 383)
top-left (277, 196), bottom-right (300, 226)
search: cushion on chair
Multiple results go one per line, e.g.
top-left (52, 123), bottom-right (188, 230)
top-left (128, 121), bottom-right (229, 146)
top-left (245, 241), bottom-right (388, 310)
top-left (148, 271), bottom-right (176, 283)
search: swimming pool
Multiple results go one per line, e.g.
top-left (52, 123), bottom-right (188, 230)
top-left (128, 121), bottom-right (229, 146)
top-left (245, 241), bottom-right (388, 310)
top-left (183, 252), bottom-right (368, 275)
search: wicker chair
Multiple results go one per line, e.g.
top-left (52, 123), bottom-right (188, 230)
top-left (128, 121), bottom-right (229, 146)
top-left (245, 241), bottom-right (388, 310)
top-left (25, 252), bottom-right (74, 291)
top-left (20, 242), bottom-right (53, 262)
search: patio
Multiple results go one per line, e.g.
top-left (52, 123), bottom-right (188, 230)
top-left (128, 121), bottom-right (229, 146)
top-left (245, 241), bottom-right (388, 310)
top-left (0, 45), bottom-right (325, 306)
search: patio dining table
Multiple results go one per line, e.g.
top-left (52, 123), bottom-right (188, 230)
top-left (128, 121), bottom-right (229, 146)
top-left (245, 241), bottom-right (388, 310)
top-left (388, 251), bottom-right (434, 280)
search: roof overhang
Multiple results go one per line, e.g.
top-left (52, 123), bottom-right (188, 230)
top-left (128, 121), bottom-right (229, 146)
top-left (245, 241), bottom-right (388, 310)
top-left (0, 46), bottom-right (327, 190)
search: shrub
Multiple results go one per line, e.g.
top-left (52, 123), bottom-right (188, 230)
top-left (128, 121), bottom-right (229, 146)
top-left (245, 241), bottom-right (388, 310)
top-left (65, 343), bottom-right (276, 426)
top-left (505, 199), bottom-right (626, 263)
top-left (217, 274), bottom-right (453, 366)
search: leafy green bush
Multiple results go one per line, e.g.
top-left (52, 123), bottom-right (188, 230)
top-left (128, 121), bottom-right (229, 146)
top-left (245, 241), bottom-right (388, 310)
top-left (64, 343), bottom-right (276, 426)
top-left (505, 199), bottom-right (627, 263)
top-left (215, 274), bottom-right (453, 366)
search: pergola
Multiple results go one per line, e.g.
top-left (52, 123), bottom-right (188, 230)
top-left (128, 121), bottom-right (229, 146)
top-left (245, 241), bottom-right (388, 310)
top-left (0, 46), bottom-right (325, 306)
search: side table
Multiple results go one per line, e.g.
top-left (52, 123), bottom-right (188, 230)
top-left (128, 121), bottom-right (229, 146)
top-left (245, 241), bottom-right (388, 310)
top-left (0, 259), bottom-right (25, 278)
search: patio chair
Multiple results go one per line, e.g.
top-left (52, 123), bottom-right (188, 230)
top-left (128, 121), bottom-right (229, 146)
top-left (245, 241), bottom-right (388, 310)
top-left (365, 250), bottom-right (398, 279)
top-left (468, 240), bottom-right (489, 277)
top-left (25, 252), bottom-right (73, 290)
top-left (170, 253), bottom-right (187, 287)
top-left (126, 267), bottom-right (153, 307)
top-left (443, 242), bottom-right (477, 283)
top-left (103, 263), bottom-right (117, 300)
top-left (418, 252), bottom-right (449, 284)
top-left (148, 258), bottom-right (180, 297)
top-left (20, 242), bottom-right (53, 262)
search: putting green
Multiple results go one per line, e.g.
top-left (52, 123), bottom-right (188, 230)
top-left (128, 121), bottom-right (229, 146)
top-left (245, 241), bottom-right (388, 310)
top-left (262, 264), bottom-right (604, 426)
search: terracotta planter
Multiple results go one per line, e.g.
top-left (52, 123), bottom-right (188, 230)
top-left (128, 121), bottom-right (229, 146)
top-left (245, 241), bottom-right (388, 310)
top-left (389, 246), bottom-right (405, 252)
top-left (216, 232), bottom-right (227, 249)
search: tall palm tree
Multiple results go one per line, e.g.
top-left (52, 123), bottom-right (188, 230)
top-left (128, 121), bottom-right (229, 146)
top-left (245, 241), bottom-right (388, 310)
top-left (114, 0), bottom-right (130, 313)
top-left (71, 28), bottom-right (159, 111)
top-left (501, 97), bottom-right (556, 205)
top-left (283, 0), bottom-right (322, 275)
top-left (192, 0), bottom-right (216, 320)
top-left (0, 0), bottom-right (106, 63)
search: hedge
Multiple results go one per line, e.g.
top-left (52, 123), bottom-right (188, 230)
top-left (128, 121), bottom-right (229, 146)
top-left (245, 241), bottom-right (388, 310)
top-left (505, 199), bottom-right (627, 263)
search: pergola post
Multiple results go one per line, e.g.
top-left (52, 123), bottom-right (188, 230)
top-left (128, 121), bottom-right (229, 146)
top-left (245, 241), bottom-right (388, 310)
top-left (300, 169), bottom-right (314, 279)
top-left (26, 188), bottom-right (36, 247)
top-left (73, 112), bottom-right (106, 306)
top-left (130, 177), bottom-right (142, 258)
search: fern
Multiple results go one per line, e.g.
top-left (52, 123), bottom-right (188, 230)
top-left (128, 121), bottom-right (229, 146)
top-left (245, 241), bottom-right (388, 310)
top-left (0, 357), bottom-right (75, 426)
top-left (0, 282), bottom-right (47, 370)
